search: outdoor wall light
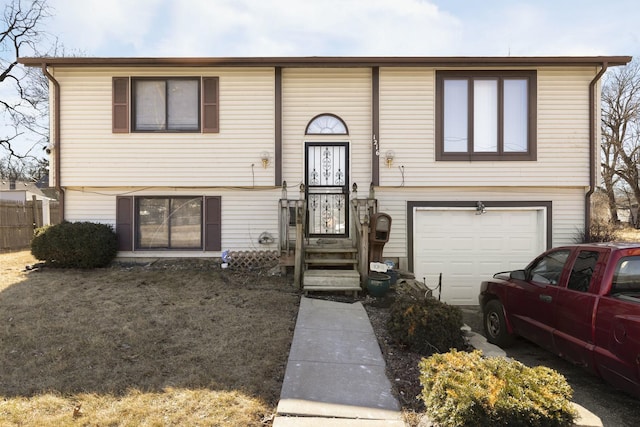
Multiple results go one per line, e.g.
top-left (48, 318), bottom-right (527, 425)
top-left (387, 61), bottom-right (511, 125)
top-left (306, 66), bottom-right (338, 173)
top-left (476, 201), bottom-right (487, 215)
top-left (385, 150), bottom-right (395, 168)
top-left (260, 151), bottom-right (270, 168)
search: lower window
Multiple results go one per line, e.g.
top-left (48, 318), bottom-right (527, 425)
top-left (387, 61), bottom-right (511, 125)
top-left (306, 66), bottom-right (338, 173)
top-left (136, 197), bottom-right (202, 249)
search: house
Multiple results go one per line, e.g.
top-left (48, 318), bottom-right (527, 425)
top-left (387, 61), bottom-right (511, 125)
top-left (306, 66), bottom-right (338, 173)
top-left (18, 55), bottom-right (631, 304)
top-left (0, 180), bottom-right (47, 203)
top-left (0, 180), bottom-right (56, 226)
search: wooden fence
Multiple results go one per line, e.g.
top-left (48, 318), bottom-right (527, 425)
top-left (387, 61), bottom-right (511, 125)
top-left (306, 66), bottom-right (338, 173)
top-left (0, 199), bottom-right (60, 251)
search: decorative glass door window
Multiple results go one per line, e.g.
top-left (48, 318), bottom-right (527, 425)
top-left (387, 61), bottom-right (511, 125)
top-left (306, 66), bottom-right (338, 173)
top-left (305, 143), bottom-right (349, 237)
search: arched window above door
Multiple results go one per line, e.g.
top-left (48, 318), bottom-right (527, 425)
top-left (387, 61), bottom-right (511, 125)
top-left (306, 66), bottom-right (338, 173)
top-left (305, 113), bottom-right (349, 135)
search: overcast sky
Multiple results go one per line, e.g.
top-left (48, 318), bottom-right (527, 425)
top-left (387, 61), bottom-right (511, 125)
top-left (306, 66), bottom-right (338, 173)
top-left (42, 0), bottom-right (638, 57)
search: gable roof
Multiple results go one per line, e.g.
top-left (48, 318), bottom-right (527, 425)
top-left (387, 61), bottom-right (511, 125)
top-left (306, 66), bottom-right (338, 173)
top-left (0, 180), bottom-right (52, 199)
top-left (19, 55), bottom-right (632, 68)
top-left (0, 180), bottom-right (41, 192)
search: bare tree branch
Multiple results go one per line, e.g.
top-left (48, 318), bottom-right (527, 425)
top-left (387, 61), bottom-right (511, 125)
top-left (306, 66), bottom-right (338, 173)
top-left (0, 0), bottom-right (51, 165)
top-left (601, 59), bottom-right (640, 223)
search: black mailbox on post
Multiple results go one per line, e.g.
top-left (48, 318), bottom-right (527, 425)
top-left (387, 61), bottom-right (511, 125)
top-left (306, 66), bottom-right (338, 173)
top-left (369, 212), bottom-right (392, 263)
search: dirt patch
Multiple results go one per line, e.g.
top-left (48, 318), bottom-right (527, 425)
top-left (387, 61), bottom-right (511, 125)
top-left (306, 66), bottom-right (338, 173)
top-left (364, 297), bottom-right (425, 425)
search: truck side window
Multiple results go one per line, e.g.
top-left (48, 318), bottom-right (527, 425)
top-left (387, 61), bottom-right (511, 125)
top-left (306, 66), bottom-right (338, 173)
top-left (612, 256), bottom-right (640, 295)
top-left (567, 250), bottom-right (599, 292)
top-left (529, 249), bottom-right (570, 285)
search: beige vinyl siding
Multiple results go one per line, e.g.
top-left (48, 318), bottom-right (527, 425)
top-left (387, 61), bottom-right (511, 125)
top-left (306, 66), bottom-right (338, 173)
top-left (374, 187), bottom-right (585, 268)
top-left (64, 186), bottom-right (281, 256)
top-left (378, 66), bottom-right (596, 188)
top-left (537, 68), bottom-right (592, 179)
top-left (378, 67), bottom-right (434, 181)
top-left (281, 68), bottom-right (372, 187)
top-left (53, 67), bottom-right (275, 187)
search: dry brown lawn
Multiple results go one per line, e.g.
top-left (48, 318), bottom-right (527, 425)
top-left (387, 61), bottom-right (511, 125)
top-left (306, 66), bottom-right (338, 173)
top-left (0, 251), bottom-right (300, 426)
top-left (615, 225), bottom-right (640, 242)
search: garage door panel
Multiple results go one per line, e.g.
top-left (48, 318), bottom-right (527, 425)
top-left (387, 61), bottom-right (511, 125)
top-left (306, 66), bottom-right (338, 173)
top-left (419, 236), bottom-right (447, 247)
top-left (414, 208), bottom-right (545, 305)
top-left (509, 236), bottom-right (535, 251)
top-left (510, 211), bottom-right (537, 225)
top-left (445, 286), bottom-right (474, 304)
top-left (450, 260), bottom-right (473, 271)
top-left (481, 215), bottom-right (504, 227)
top-left (450, 237), bottom-right (473, 250)
top-left (419, 261), bottom-right (445, 271)
top-left (479, 261), bottom-right (503, 275)
top-left (481, 236), bottom-right (505, 251)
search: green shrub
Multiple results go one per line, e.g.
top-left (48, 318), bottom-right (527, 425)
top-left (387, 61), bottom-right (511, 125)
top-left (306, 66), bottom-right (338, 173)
top-left (31, 221), bottom-right (118, 268)
top-left (419, 350), bottom-right (577, 427)
top-left (387, 296), bottom-right (465, 355)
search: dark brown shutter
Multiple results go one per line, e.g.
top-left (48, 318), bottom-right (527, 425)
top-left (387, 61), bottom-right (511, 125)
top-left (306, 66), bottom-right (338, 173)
top-left (202, 77), bottom-right (219, 133)
top-left (113, 77), bottom-right (129, 133)
top-left (116, 196), bottom-right (134, 251)
top-left (204, 196), bottom-right (221, 251)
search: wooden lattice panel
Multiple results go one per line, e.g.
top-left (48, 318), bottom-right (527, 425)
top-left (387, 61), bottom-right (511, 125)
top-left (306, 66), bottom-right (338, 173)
top-left (228, 250), bottom-right (280, 270)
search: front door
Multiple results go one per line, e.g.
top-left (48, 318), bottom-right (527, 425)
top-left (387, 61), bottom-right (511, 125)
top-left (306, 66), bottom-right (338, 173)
top-left (305, 142), bottom-right (349, 237)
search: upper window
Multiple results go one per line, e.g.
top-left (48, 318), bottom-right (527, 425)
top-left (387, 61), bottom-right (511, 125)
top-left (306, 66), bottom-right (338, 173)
top-left (133, 78), bottom-right (200, 131)
top-left (306, 113), bottom-right (348, 135)
top-left (436, 71), bottom-right (537, 161)
top-left (112, 77), bottom-right (219, 134)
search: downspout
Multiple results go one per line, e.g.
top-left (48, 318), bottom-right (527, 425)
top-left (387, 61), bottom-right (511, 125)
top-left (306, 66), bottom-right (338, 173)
top-left (586, 62), bottom-right (608, 241)
top-left (41, 64), bottom-right (64, 222)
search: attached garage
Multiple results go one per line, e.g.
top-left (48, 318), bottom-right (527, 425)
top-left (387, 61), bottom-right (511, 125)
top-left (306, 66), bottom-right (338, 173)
top-left (410, 202), bottom-right (551, 305)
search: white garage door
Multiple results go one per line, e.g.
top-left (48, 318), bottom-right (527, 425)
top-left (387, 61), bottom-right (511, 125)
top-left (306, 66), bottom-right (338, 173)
top-left (413, 207), bottom-right (546, 305)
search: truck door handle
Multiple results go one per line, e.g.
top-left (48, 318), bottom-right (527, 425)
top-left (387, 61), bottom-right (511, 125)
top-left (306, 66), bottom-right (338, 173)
top-left (539, 294), bottom-right (553, 303)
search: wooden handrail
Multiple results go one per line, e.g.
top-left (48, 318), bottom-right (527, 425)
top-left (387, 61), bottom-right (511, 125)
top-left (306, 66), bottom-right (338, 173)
top-left (350, 198), bottom-right (377, 285)
top-left (280, 188), bottom-right (375, 288)
top-left (278, 197), bottom-right (306, 288)
top-left (293, 199), bottom-right (306, 288)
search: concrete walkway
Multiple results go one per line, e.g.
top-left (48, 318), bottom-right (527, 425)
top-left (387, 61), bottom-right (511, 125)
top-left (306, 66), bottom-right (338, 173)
top-left (274, 297), bottom-right (405, 426)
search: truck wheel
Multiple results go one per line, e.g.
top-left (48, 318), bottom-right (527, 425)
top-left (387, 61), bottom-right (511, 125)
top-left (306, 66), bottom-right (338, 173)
top-left (483, 300), bottom-right (514, 348)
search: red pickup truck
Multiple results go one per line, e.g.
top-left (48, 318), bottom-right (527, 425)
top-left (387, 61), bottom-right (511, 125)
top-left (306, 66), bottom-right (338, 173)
top-left (479, 243), bottom-right (640, 398)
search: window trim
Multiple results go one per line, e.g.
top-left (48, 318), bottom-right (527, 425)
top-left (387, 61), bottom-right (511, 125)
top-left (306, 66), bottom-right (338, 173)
top-left (435, 70), bottom-right (537, 161)
top-left (135, 196), bottom-right (204, 250)
top-left (116, 195), bottom-right (222, 252)
top-left (131, 77), bottom-right (202, 133)
top-left (305, 113), bottom-right (349, 135)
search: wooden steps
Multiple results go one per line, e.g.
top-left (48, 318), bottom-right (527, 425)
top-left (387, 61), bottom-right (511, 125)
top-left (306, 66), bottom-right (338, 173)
top-left (302, 239), bottom-right (361, 296)
top-left (305, 258), bottom-right (358, 266)
top-left (302, 270), bottom-right (361, 296)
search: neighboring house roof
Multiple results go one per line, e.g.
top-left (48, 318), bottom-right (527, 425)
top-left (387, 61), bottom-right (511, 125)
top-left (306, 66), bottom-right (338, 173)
top-left (19, 55), bottom-right (632, 68)
top-left (39, 187), bottom-right (59, 200)
top-left (0, 181), bottom-right (53, 201)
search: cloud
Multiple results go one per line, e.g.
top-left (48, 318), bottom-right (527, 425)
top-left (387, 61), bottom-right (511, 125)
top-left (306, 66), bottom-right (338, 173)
top-left (439, 0), bottom-right (638, 56)
top-left (48, 0), bottom-right (165, 55)
top-left (36, 0), bottom-right (640, 57)
top-left (48, 0), bottom-right (463, 56)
